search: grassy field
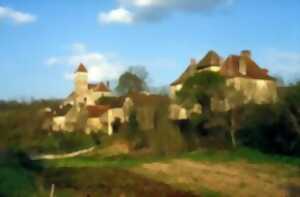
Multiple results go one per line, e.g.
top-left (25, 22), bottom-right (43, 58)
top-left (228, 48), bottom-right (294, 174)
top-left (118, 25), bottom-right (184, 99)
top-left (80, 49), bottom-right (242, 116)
top-left (46, 147), bottom-right (300, 168)
top-left (1, 146), bottom-right (299, 196)
top-left (43, 147), bottom-right (300, 197)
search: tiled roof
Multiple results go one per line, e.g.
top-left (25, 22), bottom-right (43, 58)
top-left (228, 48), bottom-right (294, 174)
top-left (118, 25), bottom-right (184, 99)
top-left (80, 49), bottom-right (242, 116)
top-left (197, 50), bottom-right (222, 69)
top-left (220, 55), bottom-right (274, 80)
top-left (88, 82), bottom-right (111, 92)
top-left (95, 83), bottom-right (110, 92)
top-left (96, 93), bottom-right (169, 108)
top-left (171, 50), bottom-right (222, 86)
top-left (75, 63), bottom-right (88, 73)
top-left (86, 105), bottom-right (110, 118)
top-left (127, 92), bottom-right (169, 106)
top-left (88, 84), bottom-right (97, 89)
top-left (170, 61), bottom-right (198, 86)
top-left (171, 50), bottom-right (275, 86)
top-left (96, 96), bottom-right (125, 108)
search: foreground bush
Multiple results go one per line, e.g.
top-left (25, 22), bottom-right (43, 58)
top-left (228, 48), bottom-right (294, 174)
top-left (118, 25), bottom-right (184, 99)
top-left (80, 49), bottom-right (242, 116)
top-left (0, 100), bottom-right (100, 154)
top-left (147, 105), bottom-right (186, 156)
top-left (238, 104), bottom-right (300, 156)
top-left (238, 81), bottom-right (300, 157)
top-left (0, 151), bottom-right (44, 197)
top-left (28, 132), bottom-right (98, 154)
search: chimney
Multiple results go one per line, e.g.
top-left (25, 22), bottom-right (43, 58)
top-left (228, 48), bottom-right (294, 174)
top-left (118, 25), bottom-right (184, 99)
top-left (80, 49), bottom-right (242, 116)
top-left (190, 58), bottom-right (197, 65)
top-left (240, 50), bottom-right (252, 59)
top-left (106, 81), bottom-right (110, 88)
top-left (239, 57), bottom-right (247, 75)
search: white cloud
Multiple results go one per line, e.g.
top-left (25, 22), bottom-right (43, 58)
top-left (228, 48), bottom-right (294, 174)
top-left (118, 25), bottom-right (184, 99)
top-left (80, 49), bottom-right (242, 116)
top-left (99, 0), bottom-right (234, 24)
top-left (46, 43), bottom-right (126, 82)
top-left (122, 0), bottom-right (233, 10)
top-left (99, 8), bottom-right (134, 24)
top-left (45, 57), bottom-right (60, 66)
top-left (264, 49), bottom-right (300, 83)
top-left (0, 6), bottom-right (36, 24)
top-left (126, 0), bottom-right (163, 7)
top-left (71, 43), bottom-right (87, 54)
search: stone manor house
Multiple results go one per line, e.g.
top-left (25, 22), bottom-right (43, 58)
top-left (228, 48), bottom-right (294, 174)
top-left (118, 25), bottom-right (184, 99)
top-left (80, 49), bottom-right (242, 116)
top-left (48, 50), bottom-right (278, 135)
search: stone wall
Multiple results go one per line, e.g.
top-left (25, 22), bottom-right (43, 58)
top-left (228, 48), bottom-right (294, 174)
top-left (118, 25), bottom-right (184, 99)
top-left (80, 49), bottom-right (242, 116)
top-left (199, 66), bottom-right (221, 73)
top-left (75, 72), bottom-right (88, 96)
top-left (227, 77), bottom-right (278, 104)
top-left (52, 116), bottom-right (66, 131)
top-left (91, 91), bottom-right (112, 101)
top-left (85, 118), bottom-right (104, 134)
top-left (169, 104), bottom-right (188, 120)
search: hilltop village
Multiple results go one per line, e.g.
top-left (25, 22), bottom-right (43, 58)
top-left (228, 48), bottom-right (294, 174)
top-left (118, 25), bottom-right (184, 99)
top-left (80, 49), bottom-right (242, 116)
top-left (48, 50), bottom-right (278, 135)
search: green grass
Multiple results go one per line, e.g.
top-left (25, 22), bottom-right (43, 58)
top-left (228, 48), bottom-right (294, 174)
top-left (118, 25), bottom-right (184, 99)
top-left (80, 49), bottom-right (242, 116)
top-left (200, 187), bottom-right (223, 197)
top-left (45, 153), bottom-right (170, 168)
top-left (41, 147), bottom-right (300, 197)
top-left (46, 147), bottom-right (300, 170)
top-left (0, 165), bottom-right (38, 197)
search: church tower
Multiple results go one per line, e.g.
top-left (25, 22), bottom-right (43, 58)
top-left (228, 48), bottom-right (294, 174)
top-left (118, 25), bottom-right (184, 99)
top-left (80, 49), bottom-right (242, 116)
top-left (74, 63), bottom-right (88, 97)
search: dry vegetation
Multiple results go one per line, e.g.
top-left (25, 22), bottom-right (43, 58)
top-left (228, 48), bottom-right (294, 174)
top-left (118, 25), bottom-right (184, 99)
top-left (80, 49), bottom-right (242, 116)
top-left (133, 159), bottom-right (300, 197)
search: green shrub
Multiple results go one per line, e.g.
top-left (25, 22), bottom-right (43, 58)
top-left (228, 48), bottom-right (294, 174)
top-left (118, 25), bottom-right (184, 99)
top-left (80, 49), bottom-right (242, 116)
top-left (0, 166), bottom-right (36, 197)
top-left (238, 104), bottom-right (300, 156)
top-left (29, 132), bottom-right (97, 154)
top-left (0, 151), bottom-right (44, 197)
top-left (120, 111), bottom-right (147, 151)
top-left (128, 110), bottom-right (139, 135)
top-left (148, 105), bottom-right (186, 156)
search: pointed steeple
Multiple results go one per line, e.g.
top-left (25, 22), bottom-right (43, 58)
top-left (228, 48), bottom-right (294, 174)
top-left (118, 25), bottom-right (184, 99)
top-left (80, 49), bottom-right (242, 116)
top-left (75, 63), bottom-right (88, 73)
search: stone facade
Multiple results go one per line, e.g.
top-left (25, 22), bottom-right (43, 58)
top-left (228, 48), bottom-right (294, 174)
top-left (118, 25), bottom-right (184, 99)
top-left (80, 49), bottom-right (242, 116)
top-left (51, 64), bottom-right (115, 134)
top-left (49, 50), bottom-right (279, 134)
top-left (226, 77), bottom-right (278, 104)
top-left (51, 64), bottom-right (167, 135)
top-left (170, 50), bottom-right (278, 114)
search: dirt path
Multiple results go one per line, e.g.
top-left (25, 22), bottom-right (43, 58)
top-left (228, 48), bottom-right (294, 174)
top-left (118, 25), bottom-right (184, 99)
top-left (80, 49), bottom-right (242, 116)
top-left (132, 159), bottom-right (300, 197)
top-left (31, 146), bottom-right (96, 160)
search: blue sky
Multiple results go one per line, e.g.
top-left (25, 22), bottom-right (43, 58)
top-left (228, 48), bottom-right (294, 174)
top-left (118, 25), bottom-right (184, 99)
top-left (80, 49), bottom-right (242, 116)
top-left (0, 0), bottom-right (300, 100)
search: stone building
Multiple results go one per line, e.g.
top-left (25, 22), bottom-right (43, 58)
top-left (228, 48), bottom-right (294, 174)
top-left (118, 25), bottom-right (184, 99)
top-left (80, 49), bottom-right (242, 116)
top-left (52, 63), bottom-right (121, 134)
top-left (170, 50), bottom-right (223, 97)
top-left (170, 50), bottom-right (278, 114)
top-left (51, 63), bottom-right (169, 135)
top-left (50, 50), bottom-right (279, 134)
top-left (220, 51), bottom-right (278, 104)
top-left (63, 63), bottom-right (112, 106)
